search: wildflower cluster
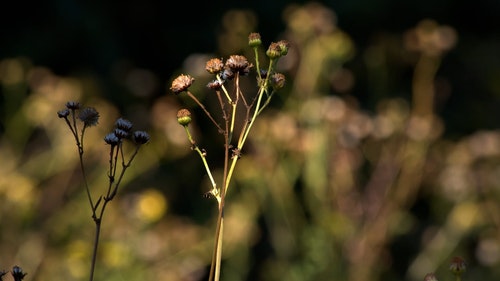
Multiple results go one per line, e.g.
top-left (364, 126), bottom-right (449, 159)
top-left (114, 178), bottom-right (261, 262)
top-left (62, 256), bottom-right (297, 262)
top-left (57, 101), bottom-right (150, 281)
top-left (170, 32), bottom-right (289, 281)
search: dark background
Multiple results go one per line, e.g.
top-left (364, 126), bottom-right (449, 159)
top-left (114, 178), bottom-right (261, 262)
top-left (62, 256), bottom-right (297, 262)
top-left (2, 0), bottom-right (500, 137)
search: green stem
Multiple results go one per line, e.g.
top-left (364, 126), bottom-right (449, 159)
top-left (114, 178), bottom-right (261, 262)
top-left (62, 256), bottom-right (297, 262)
top-left (183, 126), bottom-right (217, 193)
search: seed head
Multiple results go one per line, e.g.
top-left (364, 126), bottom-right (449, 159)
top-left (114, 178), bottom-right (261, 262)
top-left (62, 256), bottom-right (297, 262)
top-left (225, 55), bottom-right (252, 74)
top-left (177, 108), bottom-right (192, 126)
top-left (65, 101), bottom-right (81, 110)
top-left (78, 107), bottom-right (100, 127)
top-left (206, 58), bottom-right (224, 74)
top-left (104, 133), bottom-right (120, 146)
top-left (115, 118), bottom-right (133, 132)
top-left (57, 109), bottom-right (70, 118)
top-left (133, 131), bottom-right (150, 144)
top-left (271, 73), bottom-right (286, 90)
top-left (170, 74), bottom-right (194, 94)
top-left (248, 32), bottom-right (262, 47)
top-left (114, 128), bottom-right (129, 139)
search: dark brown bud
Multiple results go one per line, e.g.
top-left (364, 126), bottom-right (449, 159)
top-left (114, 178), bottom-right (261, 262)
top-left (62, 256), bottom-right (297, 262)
top-left (271, 73), bottom-right (286, 90)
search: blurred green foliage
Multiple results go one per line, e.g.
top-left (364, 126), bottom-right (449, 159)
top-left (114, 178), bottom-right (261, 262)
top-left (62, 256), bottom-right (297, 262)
top-left (1, 1), bottom-right (500, 281)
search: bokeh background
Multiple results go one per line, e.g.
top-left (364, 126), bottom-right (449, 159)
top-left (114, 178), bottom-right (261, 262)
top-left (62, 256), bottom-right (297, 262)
top-left (1, 1), bottom-right (500, 280)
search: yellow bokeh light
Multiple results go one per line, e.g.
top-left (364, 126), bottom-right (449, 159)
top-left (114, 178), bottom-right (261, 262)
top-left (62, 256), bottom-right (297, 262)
top-left (136, 188), bottom-right (168, 223)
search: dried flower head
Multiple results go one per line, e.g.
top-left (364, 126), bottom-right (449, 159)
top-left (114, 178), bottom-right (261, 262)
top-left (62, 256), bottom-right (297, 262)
top-left (266, 40), bottom-right (290, 59)
top-left (449, 256), bottom-right (466, 276)
top-left (206, 58), bottom-right (224, 74)
top-left (207, 79), bottom-right (224, 90)
top-left (177, 108), bottom-right (192, 126)
top-left (104, 133), bottom-right (120, 146)
top-left (266, 42), bottom-right (282, 59)
top-left (133, 131), bottom-right (150, 144)
top-left (78, 107), bottom-right (100, 127)
top-left (248, 32), bottom-right (262, 47)
top-left (65, 101), bottom-right (81, 110)
top-left (271, 73), bottom-right (286, 90)
top-left (57, 109), bottom-right (70, 118)
top-left (114, 128), bottom-right (129, 139)
top-left (170, 74), bottom-right (194, 94)
top-left (115, 118), bottom-right (133, 132)
top-left (225, 55), bottom-right (252, 74)
top-left (276, 40), bottom-right (290, 56)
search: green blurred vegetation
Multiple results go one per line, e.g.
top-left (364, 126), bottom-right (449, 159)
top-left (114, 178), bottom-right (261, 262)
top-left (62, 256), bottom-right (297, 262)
top-left (2, 1), bottom-right (500, 281)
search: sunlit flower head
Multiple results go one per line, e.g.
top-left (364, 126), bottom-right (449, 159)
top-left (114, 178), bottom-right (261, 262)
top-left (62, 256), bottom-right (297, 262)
top-left (170, 74), bottom-right (194, 94)
top-left (225, 55), bottom-right (252, 75)
top-left (206, 58), bottom-right (224, 74)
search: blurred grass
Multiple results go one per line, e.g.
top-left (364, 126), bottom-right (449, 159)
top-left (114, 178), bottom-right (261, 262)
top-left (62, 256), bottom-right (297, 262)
top-left (1, 2), bottom-right (500, 281)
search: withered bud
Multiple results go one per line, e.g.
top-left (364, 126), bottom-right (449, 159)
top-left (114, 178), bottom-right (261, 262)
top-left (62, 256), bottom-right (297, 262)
top-left (114, 128), bottom-right (129, 139)
top-left (276, 40), bottom-right (290, 56)
top-left (104, 133), bottom-right (120, 146)
top-left (170, 74), bottom-right (194, 94)
top-left (65, 101), bottom-right (81, 110)
top-left (177, 108), bottom-right (192, 126)
top-left (266, 40), bottom-right (290, 59)
top-left (266, 42), bottom-right (281, 59)
top-left (133, 131), bottom-right (150, 144)
top-left (115, 118), bottom-right (133, 132)
top-left (207, 80), bottom-right (224, 90)
top-left (271, 73), bottom-right (286, 90)
top-left (206, 58), bottom-right (224, 74)
top-left (248, 32), bottom-right (262, 47)
top-left (57, 109), bottom-right (70, 118)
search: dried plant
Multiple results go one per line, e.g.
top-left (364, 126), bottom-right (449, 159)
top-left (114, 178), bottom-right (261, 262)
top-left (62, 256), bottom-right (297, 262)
top-left (57, 102), bottom-right (150, 281)
top-left (170, 32), bottom-right (289, 281)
